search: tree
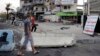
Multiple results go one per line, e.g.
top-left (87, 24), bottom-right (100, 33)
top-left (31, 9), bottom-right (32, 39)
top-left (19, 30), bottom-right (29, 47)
top-left (5, 3), bottom-right (11, 20)
top-left (0, 12), bottom-right (7, 22)
top-left (0, 12), bottom-right (6, 19)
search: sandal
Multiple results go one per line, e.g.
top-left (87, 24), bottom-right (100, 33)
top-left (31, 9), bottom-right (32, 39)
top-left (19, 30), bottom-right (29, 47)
top-left (33, 51), bottom-right (40, 54)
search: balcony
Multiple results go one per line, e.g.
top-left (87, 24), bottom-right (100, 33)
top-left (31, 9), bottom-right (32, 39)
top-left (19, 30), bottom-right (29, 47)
top-left (61, 0), bottom-right (76, 5)
top-left (32, 0), bottom-right (44, 5)
top-left (23, 3), bottom-right (32, 6)
top-left (55, 0), bottom-right (76, 5)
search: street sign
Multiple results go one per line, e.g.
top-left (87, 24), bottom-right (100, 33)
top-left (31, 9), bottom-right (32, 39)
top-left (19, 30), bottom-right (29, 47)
top-left (83, 15), bottom-right (99, 35)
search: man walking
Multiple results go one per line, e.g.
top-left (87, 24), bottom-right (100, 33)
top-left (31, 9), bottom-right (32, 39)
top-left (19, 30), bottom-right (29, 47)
top-left (17, 15), bottom-right (39, 56)
top-left (11, 15), bottom-right (15, 25)
top-left (30, 15), bottom-right (37, 32)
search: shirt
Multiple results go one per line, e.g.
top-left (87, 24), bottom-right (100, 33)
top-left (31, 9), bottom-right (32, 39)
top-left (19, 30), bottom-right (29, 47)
top-left (31, 16), bottom-right (35, 25)
top-left (23, 18), bottom-right (31, 35)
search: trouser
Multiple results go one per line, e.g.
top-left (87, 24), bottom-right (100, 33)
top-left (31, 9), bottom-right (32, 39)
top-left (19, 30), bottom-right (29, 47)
top-left (22, 35), bottom-right (34, 48)
top-left (12, 20), bottom-right (14, 25)
top-left (31, 25), bottom-right (37, 32)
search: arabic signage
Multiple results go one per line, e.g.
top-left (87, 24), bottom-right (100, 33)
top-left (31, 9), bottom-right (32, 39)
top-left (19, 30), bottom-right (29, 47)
top-left (83, 15), bottom-right (99, 35)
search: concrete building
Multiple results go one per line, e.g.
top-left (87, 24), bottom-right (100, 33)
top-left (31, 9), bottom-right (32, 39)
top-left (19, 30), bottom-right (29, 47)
top-left (85, 0), bottom-right (100, 15)
top-left (19, 0), bottom-right (56, 20)
top-left (44, 0), bottom-right (55, 14)
top-left (54, 0), bottom-right (78, 23)
top-left (19, 0), bottom-right (78, 22)
top-left (19, 0), bottom-right (45, 20)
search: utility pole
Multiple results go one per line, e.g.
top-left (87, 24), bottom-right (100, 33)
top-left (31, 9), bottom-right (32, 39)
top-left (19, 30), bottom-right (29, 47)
top-left (87, 0), bottom-right (90, 15)
top-left (83, 0), bottom-right (85, 16)
top-left (81, 0), bottom-right (85, 27)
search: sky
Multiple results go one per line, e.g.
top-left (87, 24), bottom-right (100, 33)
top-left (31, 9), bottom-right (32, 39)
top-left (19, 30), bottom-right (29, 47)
top-left (0, 0), bottom-right (20, 13)
top-left (0, 0), bottom-right (87, 13)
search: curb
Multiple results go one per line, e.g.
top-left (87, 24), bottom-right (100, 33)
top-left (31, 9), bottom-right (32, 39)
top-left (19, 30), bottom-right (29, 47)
top-left (77, 39), bottom-right (100, 44)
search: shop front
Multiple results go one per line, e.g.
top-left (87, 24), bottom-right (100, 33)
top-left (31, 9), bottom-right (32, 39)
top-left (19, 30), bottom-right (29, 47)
top-left (56, 12), bottom-right (78, 24)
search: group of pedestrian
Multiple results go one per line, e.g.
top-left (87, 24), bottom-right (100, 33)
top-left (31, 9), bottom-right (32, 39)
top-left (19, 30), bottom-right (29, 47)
top-left (17, 14), bottom-right (39, 56)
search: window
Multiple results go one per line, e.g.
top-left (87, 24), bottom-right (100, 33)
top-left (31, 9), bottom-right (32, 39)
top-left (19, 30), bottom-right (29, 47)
top-left (30, 6), bottom-right (33, 10)
top-left (52, 3), bottom-right (54, 5)
top-left (64, 6), bottom-right (67, 9)
top-left (67, 6), bottom-right (70, 9)
top-left (36, 8), bottom-right (38, 11)
top-left (74, 0), bottom-right (77, 3)
top-left (57, 5), bottom-right (61, 7)
top-left (42, 8), bottom-right (44, 11)
top-left (40, 0), bottom-right (42, 2)
top-left (64, 6), bottom-right (71, 9)
top-left (47, 0), bottom-right (49, 2)
top-left (24, 1), bottom-right (27, 3)
top-left (29, 0), bottom-right (33, 2)
top-left (46, 8), bottom-right (48, 11)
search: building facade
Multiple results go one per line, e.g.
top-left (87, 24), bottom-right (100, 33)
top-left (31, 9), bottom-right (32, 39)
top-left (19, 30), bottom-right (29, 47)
top-left (44, 0), bottom-right (55, 14)
top-left (19, 0), bottom-right (78, 22)
top-left (85, 0), bottom-right (100, 15)
top-left (19, 0), bottom-right (56, 20)
top-left (19, 0), bottom-right (46, 20)
top-left (54, 0), bottom-right (78, 23)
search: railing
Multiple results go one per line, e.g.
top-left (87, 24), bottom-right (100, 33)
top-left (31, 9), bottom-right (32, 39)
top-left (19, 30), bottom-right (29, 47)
top-left (32, 0), bottom-right (44, 4)
top-left (61, 1), bottom-right (75, 5)
top-left (23, 3), bottom-right (32, 6)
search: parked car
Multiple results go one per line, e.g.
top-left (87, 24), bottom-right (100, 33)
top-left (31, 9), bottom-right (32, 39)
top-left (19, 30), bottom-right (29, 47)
top-left (38, 15), bottom-right (46, 22)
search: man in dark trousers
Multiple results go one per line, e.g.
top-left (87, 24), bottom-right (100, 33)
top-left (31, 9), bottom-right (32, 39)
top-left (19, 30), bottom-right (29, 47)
top-left (30, 15), bottom-right (37, 32)
top-left (11, 15), bottom-right (15, 25)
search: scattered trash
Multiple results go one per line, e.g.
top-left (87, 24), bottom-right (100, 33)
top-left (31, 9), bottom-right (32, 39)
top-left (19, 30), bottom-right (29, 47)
top-left (60, 27), bottom-right (70, 30)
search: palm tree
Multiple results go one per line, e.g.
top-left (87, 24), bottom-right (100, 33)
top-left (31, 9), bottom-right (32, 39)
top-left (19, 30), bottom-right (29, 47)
top-left (5, 3), bottom-right (11, 20)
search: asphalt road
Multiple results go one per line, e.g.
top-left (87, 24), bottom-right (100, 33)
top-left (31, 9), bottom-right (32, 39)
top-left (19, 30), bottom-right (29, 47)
top-left (0, 23), bottom-right (12, 29)
top-left (0, 22), bottom-right (100, 56)
top-left (0, 44), bottom-right (100, 56)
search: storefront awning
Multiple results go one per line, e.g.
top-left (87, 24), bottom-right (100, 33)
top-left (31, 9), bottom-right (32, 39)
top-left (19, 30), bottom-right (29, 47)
top-left (56, 12), bottom-right (78, 16)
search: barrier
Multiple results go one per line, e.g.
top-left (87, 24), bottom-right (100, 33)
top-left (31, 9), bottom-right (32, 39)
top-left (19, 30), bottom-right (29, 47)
top-left (0, 30), bottom-right (15, 51)
top-left (21, 32), bottom-right (76, 51)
